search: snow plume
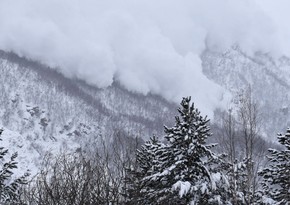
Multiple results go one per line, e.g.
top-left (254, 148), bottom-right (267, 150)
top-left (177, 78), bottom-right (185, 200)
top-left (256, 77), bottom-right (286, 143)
top-left (0, 0), bottom-right (288, 115)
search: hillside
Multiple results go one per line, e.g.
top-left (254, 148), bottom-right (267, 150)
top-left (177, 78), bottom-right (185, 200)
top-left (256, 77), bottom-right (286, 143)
top-left (203, 47), bottom-right (290, 138)
top-left (0, 51), bottom-right (176, 173)
top-left (0, 48), bottom-right (289, 173)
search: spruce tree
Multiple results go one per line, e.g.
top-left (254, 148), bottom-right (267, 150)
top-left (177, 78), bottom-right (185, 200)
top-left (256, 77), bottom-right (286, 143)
top-left (125, 97), bottom-right (235, 204)
top-left (0, 129), bottom-right (29, 204)
top-left (125, 136), bottom-right (165, 205)
top-left (223, 158), bottom-right (252, 204)
top-left (259, 128), bottom-right (290, 204)
top-left (142, 97), bottom-right (229, 204)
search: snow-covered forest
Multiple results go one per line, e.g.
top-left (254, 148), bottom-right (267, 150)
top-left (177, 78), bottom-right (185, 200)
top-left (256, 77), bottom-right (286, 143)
top-left (0, 0), bottom-right (290, 204)
top-left (0, 95), bottom-right (288, 204)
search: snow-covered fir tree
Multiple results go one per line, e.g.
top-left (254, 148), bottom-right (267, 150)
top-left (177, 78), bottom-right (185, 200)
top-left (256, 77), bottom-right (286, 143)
top-left (124, 136), bottom-right (166, 204)
top-left (225, 158), bottom-right (254, 204)
top-left (158, 97), bottom-right (216, 204)
top-left (131, 97), bottom-right (231, 204)
top-left (0, 129), bottom-right (29, 204)
top-left (259, 128), bottom-right (290, 205)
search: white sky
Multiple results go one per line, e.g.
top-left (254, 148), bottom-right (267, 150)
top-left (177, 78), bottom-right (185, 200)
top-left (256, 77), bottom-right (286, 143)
top-left (0, 0), bottom-right (289, 115)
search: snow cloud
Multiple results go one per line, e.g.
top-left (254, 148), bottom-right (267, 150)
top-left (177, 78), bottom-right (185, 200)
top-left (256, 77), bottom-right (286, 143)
top-left (0, 0), bottom-right (288, 114)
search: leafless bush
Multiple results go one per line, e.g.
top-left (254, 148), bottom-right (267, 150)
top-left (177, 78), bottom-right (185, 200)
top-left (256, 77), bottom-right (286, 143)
top-left (20, 131), bottom-right (141, 205)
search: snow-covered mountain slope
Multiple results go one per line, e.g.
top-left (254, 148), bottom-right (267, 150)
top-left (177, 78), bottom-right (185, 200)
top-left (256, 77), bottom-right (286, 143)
top-left (0, 51), bottom-right (176, 173)
top-left (202, 47), bottom-right (290, 138)
top-left (1, 47), bottom-right (290, 174)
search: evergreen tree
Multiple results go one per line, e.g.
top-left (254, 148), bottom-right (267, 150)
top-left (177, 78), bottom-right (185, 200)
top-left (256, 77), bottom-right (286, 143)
top-left (259, 128), bottom-right (290, 204)
top-left (223, 158), bottom-right (253, 204)
top-left (141, 97), bottom-right (229, 204)
top-left (0, 129), bottom-right (29, 204)
top-left (124, 136), bottom-right (165, 205)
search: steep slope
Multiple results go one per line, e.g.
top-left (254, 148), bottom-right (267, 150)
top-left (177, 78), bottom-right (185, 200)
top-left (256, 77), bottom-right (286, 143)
top-left (2, 47), bottom-right (289, 174)
top-left (0, 51), bottom-right (176, 173)
top-left (202, 47), bottom-right (290, 138)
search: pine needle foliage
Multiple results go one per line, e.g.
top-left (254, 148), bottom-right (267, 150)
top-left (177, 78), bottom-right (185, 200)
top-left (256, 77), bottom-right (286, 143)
top-left (259, 128), bottom-right (290, 204)
top-left (0, 129), bottom-right (29, 204)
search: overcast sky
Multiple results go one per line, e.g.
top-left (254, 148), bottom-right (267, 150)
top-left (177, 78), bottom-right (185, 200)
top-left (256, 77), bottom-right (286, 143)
top-left (0, 0), bottom-right (289, 115)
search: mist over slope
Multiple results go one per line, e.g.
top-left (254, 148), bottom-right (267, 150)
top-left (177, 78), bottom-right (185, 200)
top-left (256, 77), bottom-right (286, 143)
top-left (1, 45), bottom-right (290, 174)
top-left (0, 1), bottom-right (289, 156)
top-left (203, 47), bottom-right (290, 138)
top-left (0, 51), bottom-right (177, 173)
top-left (2, 0), bottom-right (290, 115)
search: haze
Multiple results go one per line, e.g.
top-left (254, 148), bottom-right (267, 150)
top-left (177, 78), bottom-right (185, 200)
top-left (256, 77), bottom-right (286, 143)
top-left (0, 0), bottom-right (289, 114)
